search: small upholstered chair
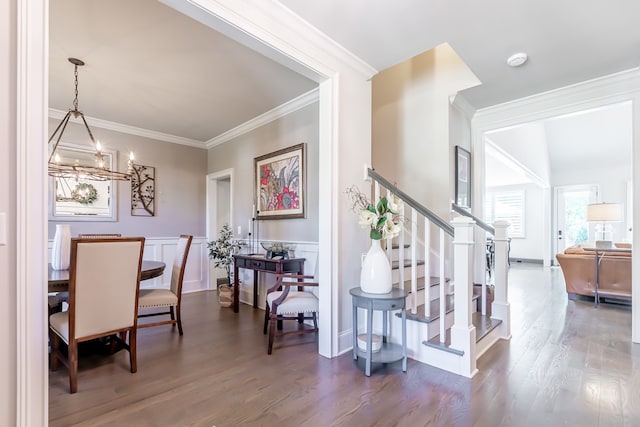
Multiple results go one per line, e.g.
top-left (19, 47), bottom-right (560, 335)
top-left (49, 237), bottom-right (145, 393)
top-left (263, 273), bottom-right (319, 354)
top-left (137, 235), bottom-right (192, 335)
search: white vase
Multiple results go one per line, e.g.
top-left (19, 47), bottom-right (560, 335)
top-left (51, 224), bottom-right (72, 270)
top-left (360, 239), bottom-right (392, 294)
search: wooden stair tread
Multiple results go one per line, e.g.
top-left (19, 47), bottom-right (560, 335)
top-left (391, 243), bottom-right (410, 249)
top-left (398, 294), bottom-right (480, 323)
top-left (421, 313), bottom-right (503, 356)
top-left (400, 276), bottom-right (450, 293)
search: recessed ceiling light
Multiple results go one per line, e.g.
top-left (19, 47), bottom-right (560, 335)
top-left (507, 52), bottom-right (528, 67)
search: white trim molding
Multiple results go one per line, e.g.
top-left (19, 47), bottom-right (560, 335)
top-left (206, 88), bottom-right (319, 148)
top-left (48, 108), bottom-right (206, 148)
top-left (16, 0), bottom-right (48, 424)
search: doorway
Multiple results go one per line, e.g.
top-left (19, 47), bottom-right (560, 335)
top-left (554, 185), bottom-right (597, 256)
top-left (206, 169), bottom-right (234, 287)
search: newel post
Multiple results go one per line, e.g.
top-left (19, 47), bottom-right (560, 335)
top-left (450, 216), bottom-right (477, 377)
top-left (492, 220), bottom-right (511, 339)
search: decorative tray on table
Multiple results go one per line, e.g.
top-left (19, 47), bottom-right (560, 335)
top-left (261, 242), bottom-right (296, 259)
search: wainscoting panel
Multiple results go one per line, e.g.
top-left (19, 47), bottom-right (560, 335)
top-left (48, 236), bottom-right (210, 293)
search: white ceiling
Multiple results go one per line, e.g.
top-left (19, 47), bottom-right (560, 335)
top-left (485, 102), bottom-right (632, 188)
top-left (49, 0), bottom-right (317, 144)
top-left (279, 0), bottom-right (640, 109)
top-left (50, 1), bottom-right (640, 146)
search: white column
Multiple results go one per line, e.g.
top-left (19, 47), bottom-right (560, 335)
top-left (492, 220), bottom-right (511, 339)
top-left (449, 216), bottom-right (477, 377)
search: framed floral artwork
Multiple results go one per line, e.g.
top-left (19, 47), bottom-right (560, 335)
top-left (255, 143), bottom-right (305, 220)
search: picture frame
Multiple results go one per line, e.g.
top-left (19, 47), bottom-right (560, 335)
top-left (48, 142), bottom-right (118, 222)
top-left (455, 146), bottom-right (471, 209)
top-left (254, 143), bottom-right (305, 220)
top-left (131, 164), bottom-right (156, 216)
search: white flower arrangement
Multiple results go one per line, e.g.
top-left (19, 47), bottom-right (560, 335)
top-left (347, 185), bottom-right (402, 240)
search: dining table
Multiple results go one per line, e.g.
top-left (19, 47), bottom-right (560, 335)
top-left (48, 260), bottom-right (166, 293)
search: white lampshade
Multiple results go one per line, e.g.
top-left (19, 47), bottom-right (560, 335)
top-left (586, 203), bottom-right (623, 222)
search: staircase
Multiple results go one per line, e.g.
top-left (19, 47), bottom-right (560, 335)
top-left (369, 168), bottom-right (511, 378)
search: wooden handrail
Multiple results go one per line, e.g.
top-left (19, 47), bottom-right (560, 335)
top-left (451, 203), bottom-right (495, 235)
top-left (368, 168), bottom-right (454, 236)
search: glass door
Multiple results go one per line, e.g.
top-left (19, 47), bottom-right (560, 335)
top-left (554, 185), bottom-right (597, 256)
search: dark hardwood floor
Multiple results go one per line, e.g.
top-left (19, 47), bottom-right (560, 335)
top-left (49, 263), bottom-right (640, 426)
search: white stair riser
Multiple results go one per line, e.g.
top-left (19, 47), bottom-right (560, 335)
top-left (392, 264), bottom-right (425, 283)
top-left (390, 246), bottom-right (413, 261)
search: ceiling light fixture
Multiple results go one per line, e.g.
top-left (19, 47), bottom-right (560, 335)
top-left (48, 57), bottom-right (134, 181)
top-left (506, 52), bottom-right (528, 67)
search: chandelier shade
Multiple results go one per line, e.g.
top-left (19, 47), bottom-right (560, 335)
top-left (48, 57), bottom-right (133, 181)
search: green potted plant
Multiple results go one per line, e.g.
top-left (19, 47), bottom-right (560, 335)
top-left (207, 224), bottom-right (242, 307)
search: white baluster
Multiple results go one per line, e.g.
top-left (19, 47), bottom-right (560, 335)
top-left (424, 217), bottom-right (431, 318)
top-left (410, 209), bottom-right (417, 313)
top-left (439, 229), bottom-right (446, 342)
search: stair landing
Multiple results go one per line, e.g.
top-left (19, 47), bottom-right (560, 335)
top-left (421, 313), bottom-right (502, 356)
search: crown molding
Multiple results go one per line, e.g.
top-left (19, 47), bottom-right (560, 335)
top-left (48, 109), bottom-right (207, 149)
top-left (205, 87), bottom-right (319, 149)
top-left (449, 93), bottom-right (476, 120)
top-left (474, 67), bottom-right (640, 131)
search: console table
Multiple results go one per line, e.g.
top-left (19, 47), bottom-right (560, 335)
top-left (232, 254), bottom-right (305, 313)
top-left (350, 287), bottom-right (408, 376)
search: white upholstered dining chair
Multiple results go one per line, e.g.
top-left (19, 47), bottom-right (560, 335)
top-left (263, 273), bottom-right (319, 354)
top-left (137, 234), bottom-right (192, 335)
top-left (49, 237), bottom-right (145, 393)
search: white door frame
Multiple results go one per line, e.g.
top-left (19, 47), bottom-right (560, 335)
top-left (206, 169), bottom-right (234, 287)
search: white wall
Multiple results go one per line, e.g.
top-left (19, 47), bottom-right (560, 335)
top-left (487, 183), bottom-right (545, 260)
top-left (47, 119), bottom-right (208, 239)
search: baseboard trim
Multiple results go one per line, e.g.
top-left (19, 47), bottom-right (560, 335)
top-left (510, 258), bottom-right (543, 264)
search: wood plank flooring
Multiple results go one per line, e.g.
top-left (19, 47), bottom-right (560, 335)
top-left (49, 263), bottom-right (640, 426)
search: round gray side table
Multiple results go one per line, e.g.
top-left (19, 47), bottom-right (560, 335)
top-left (350, 287), bottom-right (408, 376)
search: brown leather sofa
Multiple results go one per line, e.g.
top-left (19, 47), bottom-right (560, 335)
top-left (555, 244), bottom-right (632, 301)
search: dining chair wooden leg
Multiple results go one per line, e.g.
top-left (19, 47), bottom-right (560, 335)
top-left (268, 314), bottom-right (277, 355)
top-left (176, 306), bottom-right (183, 336)
top-left (312, 312), bottom-right (318, 330)
top-left (129, 329), bottom-right (137, 373)
top-left (263, 305), bottom-right (270, 335)
top-left (170, 306), bottom-right (176, 321)
top-left (69, 341), bottom-right (78, 394)
top-left (50, 331), bottom-right (59, 371)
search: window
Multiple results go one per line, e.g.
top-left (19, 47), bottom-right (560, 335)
top-left (485, 190), bottom-right (525, 237)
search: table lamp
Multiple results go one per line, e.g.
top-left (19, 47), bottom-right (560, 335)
top-left (586, 202), bottom-right (623, 248)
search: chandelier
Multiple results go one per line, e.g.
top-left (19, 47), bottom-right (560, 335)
top-left (48, 57), bottom-right (134, 181)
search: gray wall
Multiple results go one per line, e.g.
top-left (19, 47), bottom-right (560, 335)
top-left (47, 119), bottom-right (208, 239)
top-left (208, 103), bottom-right (319, 243)
top-left (1, 0), bottom-right (16, 422)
